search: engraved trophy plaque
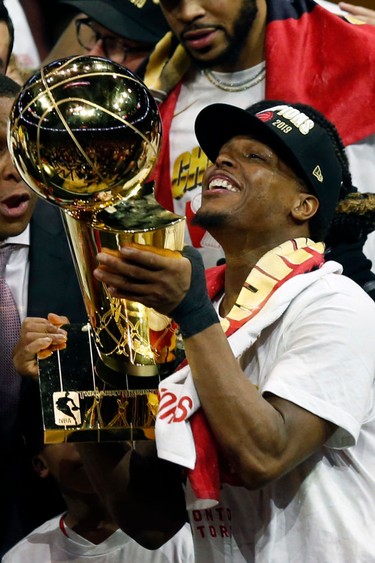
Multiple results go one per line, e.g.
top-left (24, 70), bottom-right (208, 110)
top-left (8, 55), bottom-right (185, 442)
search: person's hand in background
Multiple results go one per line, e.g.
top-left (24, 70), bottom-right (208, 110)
top-left (339, 3), bottom-right (375, 25)
top-left (13, 313), bottom-right (69, 378)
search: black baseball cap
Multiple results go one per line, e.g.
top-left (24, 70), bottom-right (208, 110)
top-left (59, 0), bottom-right (170, 44)
top-left (195, 101), bottom-right (344, 238)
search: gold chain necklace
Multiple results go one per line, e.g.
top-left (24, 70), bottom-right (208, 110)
top-left (203, 64), bottom-right (266, 92)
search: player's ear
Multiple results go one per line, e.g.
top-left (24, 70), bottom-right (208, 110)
top-left (32, 453), bottom-right (50, 479)
top-left (291, 192), bottom-right (319, 223)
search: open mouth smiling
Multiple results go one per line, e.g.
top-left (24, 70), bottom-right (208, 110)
top-left (208, 177), bottom-right (240, 193)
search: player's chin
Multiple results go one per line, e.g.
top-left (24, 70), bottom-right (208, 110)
top-left (191, 208), bottom-right (228, 229)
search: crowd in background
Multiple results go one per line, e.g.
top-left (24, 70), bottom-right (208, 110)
top-left (6, 1), bottom-right (375, 82)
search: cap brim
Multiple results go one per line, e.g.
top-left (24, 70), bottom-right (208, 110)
top-left (197, 104), bottom-right (291, 164)
top-left (60, 0), bottom-right (169, 44)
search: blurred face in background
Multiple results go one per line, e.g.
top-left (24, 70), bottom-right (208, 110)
top-left (35, 442), bottom-right (93, 495)
top-left (75, 15), bottom-right (155, 72)
top-left (159, 0), bottom-right (260, 69)
top-left (0, 96), bottom-right (37, 242)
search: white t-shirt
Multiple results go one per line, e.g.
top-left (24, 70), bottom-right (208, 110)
top-left (168, 66), bottom-right (375, 271)
top-left (2, 514), bottom-right (195, 562)
top-left (169, 63), bottom-right (265, 267)
top-left (187, 273), bottom-right (375, 562)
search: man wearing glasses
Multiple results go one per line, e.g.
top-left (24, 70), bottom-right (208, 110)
top-left (47, 0), bottom-right (170, 73)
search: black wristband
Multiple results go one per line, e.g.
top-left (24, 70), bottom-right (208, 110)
top-left (171, 246), bottom-right (220, 338)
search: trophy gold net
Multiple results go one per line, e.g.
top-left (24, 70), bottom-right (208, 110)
top-left (8, 55), bottom-right (185, 442)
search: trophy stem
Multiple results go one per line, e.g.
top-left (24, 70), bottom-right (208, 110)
top-left (62, 182), bottom-right (186, 381)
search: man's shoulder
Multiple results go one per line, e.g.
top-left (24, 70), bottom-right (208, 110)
top-left (30, 199), bottom-right (65, 236)
top-left (292, 268), bottom-right (375, 316)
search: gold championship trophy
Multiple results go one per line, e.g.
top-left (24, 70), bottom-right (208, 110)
top-left (8, 55), bottom-right (185, 442)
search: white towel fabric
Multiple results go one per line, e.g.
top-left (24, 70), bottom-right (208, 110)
top-left (155, 261), bottom-right (342, 507)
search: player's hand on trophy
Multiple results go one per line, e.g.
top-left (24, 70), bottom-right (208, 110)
top-left (13, 313), bottom-right (69, 378)
top-left (94, 245), bottom-right (192, 315)
top-left (95, 245), bottom-right (220, 338)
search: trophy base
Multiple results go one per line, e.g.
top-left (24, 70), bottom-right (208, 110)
top-left (97, 354), bottom-right (160, 379)
top-left (38, 323), bottom-right (174, 444)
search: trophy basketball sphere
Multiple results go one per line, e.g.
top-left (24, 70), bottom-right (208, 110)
top-left (8, 55), bottom-right (161, 216)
